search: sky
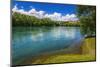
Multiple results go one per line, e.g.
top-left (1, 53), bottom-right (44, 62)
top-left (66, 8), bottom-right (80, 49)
top-left (12, 1), bottom-right (79, 21)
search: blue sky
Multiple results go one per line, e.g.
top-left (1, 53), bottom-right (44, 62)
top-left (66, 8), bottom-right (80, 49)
top-left (12, 1), bottom-right (78, 21)
top-left (12, 1), bottom-right (77, 15)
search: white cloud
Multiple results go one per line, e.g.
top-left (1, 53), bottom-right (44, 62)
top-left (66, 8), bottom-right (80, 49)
top-left (12, 5), bottom-right (78, 21)
top-left (12, 5), bottom-right (28, 15)
top-left (61, 14), bottom-right (78, 21)
top-left (37, 11), bottom-right (45, 18)
top-left (28, 8), bottom-right (37, 14)
top-left (12, 5), bottom-right (18, 11)
top-left (28, 9), bottom-right (45, 19)
top-left (44, 12), bottom-right (63, 21)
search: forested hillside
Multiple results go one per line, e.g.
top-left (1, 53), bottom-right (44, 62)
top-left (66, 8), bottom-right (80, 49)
top-left (12, 12), bottom-right (80, 27)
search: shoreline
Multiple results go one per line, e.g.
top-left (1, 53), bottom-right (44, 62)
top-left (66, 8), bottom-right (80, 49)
top-left (31, 37), bottom-right (96, 64)
top-left (14, 37), bottom-right (96, 65)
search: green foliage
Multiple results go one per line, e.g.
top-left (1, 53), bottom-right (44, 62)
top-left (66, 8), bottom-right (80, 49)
top-left (77, 5), bottom-right (96, 35)
top-left (12, 12), bottom-right (80, 27)
top-left (63, 21), bottom-right (80, 26)
top-left (12, 12), bottom-right (59, 26)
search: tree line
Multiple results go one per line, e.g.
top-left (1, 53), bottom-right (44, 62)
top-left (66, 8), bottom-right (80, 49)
top-left (77, 5), bottom-right (96, 36)
top-left (12, 12), bottom-right (80, 27)
top-left (12, 5), bottom-right (96, 36)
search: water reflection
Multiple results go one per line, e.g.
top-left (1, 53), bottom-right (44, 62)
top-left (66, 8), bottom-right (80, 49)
top-left (12, 27), bottom-right (83, 64)
top-left (51, 27), bottom-right (78, 40)
top-left (52, 27), bottom-right (62, 39)
top-left (64, 28), bottom-right (76, 38)
top-left (31, 32), bottom-right (44, 41)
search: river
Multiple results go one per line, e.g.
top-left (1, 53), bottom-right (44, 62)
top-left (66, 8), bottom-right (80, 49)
top-left (12, 27), bottom-right (84, 65)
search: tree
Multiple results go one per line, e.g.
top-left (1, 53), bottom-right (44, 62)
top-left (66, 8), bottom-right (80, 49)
top-left (77, 5), bottom-right (96, 36)
top-left (12, 12), bottom-right (80, 27)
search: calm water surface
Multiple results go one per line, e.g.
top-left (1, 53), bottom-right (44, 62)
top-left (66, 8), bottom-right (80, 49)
top-left (12, 27), bottom-right (84, 64)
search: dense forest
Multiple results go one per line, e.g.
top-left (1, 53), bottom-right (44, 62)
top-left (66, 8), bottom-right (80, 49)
top-left (77, 5), bottom-right (96, 36)
top-left (12, 12), bottom-right (80, 27)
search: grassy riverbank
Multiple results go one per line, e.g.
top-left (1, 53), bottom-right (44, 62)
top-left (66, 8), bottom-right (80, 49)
top-left (31, 37), bottom-right (96, 64)
top-left (14, 37), bottom-right (96, 66)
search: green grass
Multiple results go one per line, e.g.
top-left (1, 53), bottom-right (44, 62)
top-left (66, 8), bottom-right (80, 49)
top-left (81, 38), bottom-right (96, 55)
top-left (31, 37), bottom-right (96, 64)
